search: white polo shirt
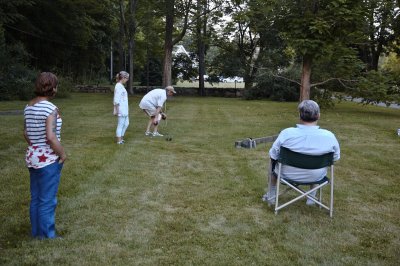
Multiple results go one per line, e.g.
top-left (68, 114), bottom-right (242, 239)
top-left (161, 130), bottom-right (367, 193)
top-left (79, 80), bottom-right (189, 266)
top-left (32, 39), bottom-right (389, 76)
top-left (139, 89), bottom-right (167, 111)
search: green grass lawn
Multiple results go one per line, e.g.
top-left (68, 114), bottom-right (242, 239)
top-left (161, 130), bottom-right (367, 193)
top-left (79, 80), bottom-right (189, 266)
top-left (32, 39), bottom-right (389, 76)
top-left (1, 93), bottom-right (399, 265)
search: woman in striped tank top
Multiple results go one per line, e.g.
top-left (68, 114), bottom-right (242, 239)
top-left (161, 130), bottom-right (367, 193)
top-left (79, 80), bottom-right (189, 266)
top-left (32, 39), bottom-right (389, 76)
top-left (23, 72), bottom-right (67, 239)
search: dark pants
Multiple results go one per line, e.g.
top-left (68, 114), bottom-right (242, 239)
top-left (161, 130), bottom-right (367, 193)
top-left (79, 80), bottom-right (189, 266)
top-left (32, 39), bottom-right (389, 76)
top-left (28, 161), bottom-right (63, 239)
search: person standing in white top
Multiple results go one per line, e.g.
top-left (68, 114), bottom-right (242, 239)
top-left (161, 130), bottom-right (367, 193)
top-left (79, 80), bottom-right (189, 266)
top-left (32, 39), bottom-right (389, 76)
top-left (113, 71), bottom-right (130, 144)
top-left (139, 86), bottom-right (176, 137)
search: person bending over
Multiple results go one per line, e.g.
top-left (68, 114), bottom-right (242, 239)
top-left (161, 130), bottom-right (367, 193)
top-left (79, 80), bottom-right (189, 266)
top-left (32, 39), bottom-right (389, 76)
top-left (139, 86), bottom-right (176, 137)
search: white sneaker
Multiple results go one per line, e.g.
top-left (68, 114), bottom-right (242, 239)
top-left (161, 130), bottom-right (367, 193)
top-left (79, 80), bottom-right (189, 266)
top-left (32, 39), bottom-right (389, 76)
top-left (262, 190), bottom-right (276, 205)
top-left (306, 199), bottom-right (316, 206)
top-left (152, 132), bottom-right (164, 137)
top-left (145, 131), bottom-right (152, 136)
top-left (306, 190), bottom-right (317, 206)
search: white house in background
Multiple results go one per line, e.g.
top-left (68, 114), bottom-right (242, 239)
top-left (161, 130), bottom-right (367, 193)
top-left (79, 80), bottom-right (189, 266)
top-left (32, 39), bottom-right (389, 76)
top-left (173, 45), bottom-right (198, 67)
top-left (173, 45), bottom-right (190, 57)
top-left (173, 45), bottom-right (198, 80)
top-left (222, 76), bottom-right (243, 83)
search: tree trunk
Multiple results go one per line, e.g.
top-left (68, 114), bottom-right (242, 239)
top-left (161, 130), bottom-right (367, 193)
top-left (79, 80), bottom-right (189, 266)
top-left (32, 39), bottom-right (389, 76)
top-left (244, 75), bottom-right (253, 91)
top-left (198, 42), bottom-right (206, 96)
top-left (370, 43), bottom-right (382, 71)
top-left (197, 0), bottom-right (206, 96)
top-left (118, 0), bottom-right (126, 73)
top-left (146, 44), bottom-right (150, 90)
top-left (162, 0), bottom-right (174, 88)
top-left (127, 0), bottom-right (138, 94)
top-left (162, 0), bottom-right (191, 88)
top-left (300, 55), bottom-right (312, 101)
top-left (128, 39), bottom-right (134, 94)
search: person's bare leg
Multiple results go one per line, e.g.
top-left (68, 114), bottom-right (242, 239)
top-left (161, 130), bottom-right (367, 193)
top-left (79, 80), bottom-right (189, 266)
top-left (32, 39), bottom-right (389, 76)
top-left (153, 123), bottom-right (159, 133)
top-left (146, 119), bottom-right (153, 133)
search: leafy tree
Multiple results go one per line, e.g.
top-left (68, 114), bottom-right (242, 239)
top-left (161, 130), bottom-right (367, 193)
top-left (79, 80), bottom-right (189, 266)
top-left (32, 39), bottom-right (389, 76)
top-left (196, 0), bottom-right (208, 96)
top-left (348, 70), bottom-right (400, 105)
top-left (126, 0), bottom-right (139, 93)
top-left (382, 52), bottom-right (400, 75)
top-left (245, 68), bottom-right (299, 101)
top-left (172, 53), bottom-right (197, 82)
top-left (212, 0), bottom-right (288, 91)
top-left (0, 0), bottom-right (35, 24)
top-left (115, 0), bottom-right (128, 74)
top-left (137, 0), bottom-right (165, 88)
top-left (162, 0), bottom-right (195, 87)
top-left (0, 1), bottom-right (37, 100)
top-left (140, 57), bottom-right (162, 86)
top-left (161, 0), bottom-right (219, 90)
top-left (273, 0), bottom-right (365, 101)
top-left (5, 0), bottom-right (115, 82)
top-left (358, 0), bottom-right (399, 70)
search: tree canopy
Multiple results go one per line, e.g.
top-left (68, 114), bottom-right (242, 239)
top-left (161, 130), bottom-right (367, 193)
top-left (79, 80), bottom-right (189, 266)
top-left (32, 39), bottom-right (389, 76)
top-left (1, 0), bottom-right (399, 104)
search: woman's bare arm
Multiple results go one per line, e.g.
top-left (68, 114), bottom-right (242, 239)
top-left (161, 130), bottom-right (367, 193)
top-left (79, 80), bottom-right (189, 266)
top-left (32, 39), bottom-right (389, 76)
top-left (46, 110), bottom-right (67, 163)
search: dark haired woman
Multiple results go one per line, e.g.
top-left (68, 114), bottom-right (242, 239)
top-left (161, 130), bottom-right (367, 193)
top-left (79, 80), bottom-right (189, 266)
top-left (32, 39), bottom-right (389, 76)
top-left (23, 72), bottom-right (66, 239)
top-left (113, 71), bottom-right (130, 144)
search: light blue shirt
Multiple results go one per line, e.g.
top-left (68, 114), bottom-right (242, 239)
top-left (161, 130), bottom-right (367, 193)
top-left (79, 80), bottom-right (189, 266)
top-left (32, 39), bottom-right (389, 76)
top-left (269, 124), bottom-right (340, 182)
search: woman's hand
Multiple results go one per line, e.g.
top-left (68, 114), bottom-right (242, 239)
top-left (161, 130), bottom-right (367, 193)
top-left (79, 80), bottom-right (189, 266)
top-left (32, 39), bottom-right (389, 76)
top-left (59, 153), bottom-right (67, 163)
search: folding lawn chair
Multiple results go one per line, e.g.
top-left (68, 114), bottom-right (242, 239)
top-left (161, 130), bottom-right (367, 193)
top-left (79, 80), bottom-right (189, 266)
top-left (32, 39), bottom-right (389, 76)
top-left (268, 146), bottom-right (335, 217)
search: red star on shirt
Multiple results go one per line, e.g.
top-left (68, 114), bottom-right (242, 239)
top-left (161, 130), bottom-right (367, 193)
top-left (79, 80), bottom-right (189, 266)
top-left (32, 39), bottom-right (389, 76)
top-left (38, 154), bottom-right (48, 162)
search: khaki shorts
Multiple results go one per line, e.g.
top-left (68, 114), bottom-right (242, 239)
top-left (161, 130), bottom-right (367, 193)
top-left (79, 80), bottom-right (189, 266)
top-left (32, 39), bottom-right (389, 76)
top-left (142, 108), bottom-right (156, 117)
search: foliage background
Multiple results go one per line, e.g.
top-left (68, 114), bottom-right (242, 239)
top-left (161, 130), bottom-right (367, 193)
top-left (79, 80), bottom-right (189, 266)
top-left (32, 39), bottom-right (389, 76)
top-left (1, 0), bottom-right (399, 103)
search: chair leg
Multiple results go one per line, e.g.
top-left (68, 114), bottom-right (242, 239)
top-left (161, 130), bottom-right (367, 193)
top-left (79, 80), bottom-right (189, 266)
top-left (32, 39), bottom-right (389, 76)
top-left (319, 187), bottom-right (322, 209)
top-left (267, 161), bottom-right (272, 194)
top-left (276, 180), bottom-right (330, 211)
top-left (275, 164), bottom-right (282, 215)
top-left (330, 169), bottom-right (334, 218)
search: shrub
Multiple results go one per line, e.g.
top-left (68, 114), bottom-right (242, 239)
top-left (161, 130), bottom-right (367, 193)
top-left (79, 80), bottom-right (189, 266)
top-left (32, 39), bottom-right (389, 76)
top-left (347, 70), bottom-right (400, 105)
top-left (140, 58), bottom-right (162, 86)
top-left (244, 73), bottom-right (299, 101)
top-left (57, 76), bottom-right (74, 98)
top-left (0, 27), bottom-right (37, 100)
top-left (0, 63), bottom-right (37, 101)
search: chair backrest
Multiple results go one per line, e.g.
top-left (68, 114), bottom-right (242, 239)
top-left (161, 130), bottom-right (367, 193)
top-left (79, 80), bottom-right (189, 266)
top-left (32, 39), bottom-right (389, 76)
top-left (278, 147), bottom-right (334, 169)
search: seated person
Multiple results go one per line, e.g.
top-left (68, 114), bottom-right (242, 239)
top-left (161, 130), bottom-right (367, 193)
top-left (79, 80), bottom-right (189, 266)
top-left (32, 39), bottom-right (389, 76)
top-left (262, 100), bottom-right (340, 205)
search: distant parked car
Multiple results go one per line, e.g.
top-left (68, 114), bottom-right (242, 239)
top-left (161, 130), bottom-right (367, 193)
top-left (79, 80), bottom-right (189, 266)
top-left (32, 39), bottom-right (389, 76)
top-left (223, 76), bottom-right (243, 83)
top-left (235, 76), bottom-right (244, 83)
top-left (196, 75), bottom-right (209, 81)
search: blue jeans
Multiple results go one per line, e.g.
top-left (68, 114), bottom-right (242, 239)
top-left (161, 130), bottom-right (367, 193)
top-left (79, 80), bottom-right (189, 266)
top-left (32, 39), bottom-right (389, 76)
top-left (29, 161), bottom-right (63, 239)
